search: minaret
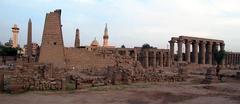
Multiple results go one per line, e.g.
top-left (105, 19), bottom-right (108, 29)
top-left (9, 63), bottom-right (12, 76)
top-left (27, 19), bottom-right (32, 57)
top-left (103, 23), bottom-right (109, 47)
top-left (74, 28), bottom-right (80, 48)
top-left (11, 24), bottom-right (20, 48)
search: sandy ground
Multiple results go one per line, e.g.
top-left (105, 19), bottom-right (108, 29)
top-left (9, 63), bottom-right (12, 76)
top-left (0, 75), bottom-right (240, 104)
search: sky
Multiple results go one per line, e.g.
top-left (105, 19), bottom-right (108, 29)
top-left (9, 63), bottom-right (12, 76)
top-left (1, 0), bottom-right (240, 52)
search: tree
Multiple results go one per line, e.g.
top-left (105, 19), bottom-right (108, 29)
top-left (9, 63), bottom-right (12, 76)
top-left (142, 43), bottom-right (152, 49)
top-left (0, 46), bottom-right (18, 64)
top-left (213, 50), bottom-right (226, 80)
top-left (121, 45), bottom-right (126, 48)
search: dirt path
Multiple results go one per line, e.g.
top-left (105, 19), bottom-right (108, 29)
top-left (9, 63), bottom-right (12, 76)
top-left (1, 76), bottom-right (240, 104)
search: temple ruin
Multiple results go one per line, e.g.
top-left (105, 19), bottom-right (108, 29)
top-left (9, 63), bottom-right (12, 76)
top-left (1, 9), bottom-right (240, 93)
top-left (169, 36), bottom-right (225, 65)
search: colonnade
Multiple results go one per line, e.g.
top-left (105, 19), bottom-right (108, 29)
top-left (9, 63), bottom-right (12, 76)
top-left (225, 53), bottom-right (240, 65)
top-left (116, 48), bottom-right (170, 68)
top-left (141, 49), bottom-right (170, 68)
top-left (169, 36), bottom-right (225, 65)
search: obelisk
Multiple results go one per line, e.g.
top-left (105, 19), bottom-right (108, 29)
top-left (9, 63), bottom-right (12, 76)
top-left (74, 28), bottom-right (80, 48)
top-left (27, 19), bottom-right (32, 57)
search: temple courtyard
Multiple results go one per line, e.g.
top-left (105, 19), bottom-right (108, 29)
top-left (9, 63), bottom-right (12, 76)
top-left (0, 74), bottom-right (240, 104)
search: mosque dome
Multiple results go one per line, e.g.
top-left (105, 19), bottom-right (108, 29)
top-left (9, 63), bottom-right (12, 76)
top-left (91, 38), bottom-right (99, 47)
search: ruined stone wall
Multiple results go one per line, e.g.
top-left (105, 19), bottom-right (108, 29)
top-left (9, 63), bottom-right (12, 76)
top-left (65, 48), bottom-right (115, 70)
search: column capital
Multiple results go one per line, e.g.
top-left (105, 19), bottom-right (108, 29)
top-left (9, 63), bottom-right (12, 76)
top-left (177, 39), bottom-right (184, 43)
top-left (207, 41), bottom-right (213, 45)
top-left (184, 39), bottom-right (192, 44)
top-left (200, 41), bottom-right (207, 45)
top-left (214, 42), bottom-right (220, 45)
top-left (220, 42), bottom-right (225, 46)
top-left (168, 40), bottom-right (176, 43)
top-left (192, 40), bottom-right (199, 44)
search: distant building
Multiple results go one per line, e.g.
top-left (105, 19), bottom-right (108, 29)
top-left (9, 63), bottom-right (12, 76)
top-left (4, 38), bottom-right (13, 47)
top-left (23, 43), bottom-right (40, 57)
top-left (103, 23), bottom-right (109, 47)
top-left (90, 38), bottom-right (100, 48)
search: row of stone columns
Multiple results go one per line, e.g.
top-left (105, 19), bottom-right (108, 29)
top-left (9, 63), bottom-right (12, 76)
top-left (225, 53), bottom-right (240, 65)
top-left (142, 50), bottom-right (170, 68)
top-left (116, 49), bottom-right (170, 68)
top-left (169, 38), bottom-right (225, 65)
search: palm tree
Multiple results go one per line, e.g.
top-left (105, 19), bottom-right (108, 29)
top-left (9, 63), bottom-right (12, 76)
top-left (214, 50), bottom-right (226, 80)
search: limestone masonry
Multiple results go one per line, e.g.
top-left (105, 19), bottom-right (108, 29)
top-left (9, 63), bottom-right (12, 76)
top-left (39, 9), bottom-right (66, 68)
top-left (38, 9), bottom-right (240, 69)
top-left (1, 9), bottom-right (240, 93)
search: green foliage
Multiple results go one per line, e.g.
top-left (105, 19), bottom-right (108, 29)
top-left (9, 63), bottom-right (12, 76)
top-left (142, 43), bottom-right (153, 49)
top-left (121, 45), bottom-right (126, 48)
top-left (0, 46), bottom-right (18, 56)
top-left (214, 50), bottom-right (226, 65)
top-left (65, 83), bottom-right (76, 91)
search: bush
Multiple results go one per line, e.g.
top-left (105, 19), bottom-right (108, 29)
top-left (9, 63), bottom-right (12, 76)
top-left (65, 83), bottom-right (76, 91)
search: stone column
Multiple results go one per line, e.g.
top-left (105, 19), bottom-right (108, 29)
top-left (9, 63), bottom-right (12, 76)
top-left (153, 51), bottom-right (156, 68)
top-left (234, 54), bottom-right (236, 65)
top-left (233, 54), bottom-right (236, 65)
top-left (177, 39), bottom-right (183, 62)
top-left (212, 43), bottom-right (219, 65)
top-left (169, 40), bottom-right (175, 60)
top-left (200, 41), bottom-right (206, 64)
top-left (192, 40), bottom-right (199, 64)
top-left (235, 54), bottom-right (238, 65)
top-left (160, 52), bottom-right (164, 67)
top-left (134, 50), bottom-right (138, 61)
top-left (207, 42), bottom-right (213, 65)
top-left (238, 55), bottom-right (239, 65)
top-left (228, 54), bottom-right (230, 65)
top-left (167, 52), bottom-right (171, 67)
top-left (220, 43), bottom-right (225, 65)
top-left (145, 51), bottom-right (149, 68)
top-left (185, 40), bottom-right (191, 63)
top-left (232, 53), bottom-right (236, 65)
top-left (236, 54), bottom-right (239, 65)
top-left (229, 54), bottom-right (231, 65)
top-left (125, 50), bottom-right (129, 56)
top-left (235, 54), bottom-right (237, 65)
top-left (226, 54), bottom-right (229, 65)
top-left (0, 73), bottom-right (4, 93)
top-left (238, 55), bottom-right (240, 65)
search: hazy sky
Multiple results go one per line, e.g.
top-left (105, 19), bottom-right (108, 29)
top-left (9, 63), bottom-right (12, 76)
top-left (1, 0), bottom-right (240, 52)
